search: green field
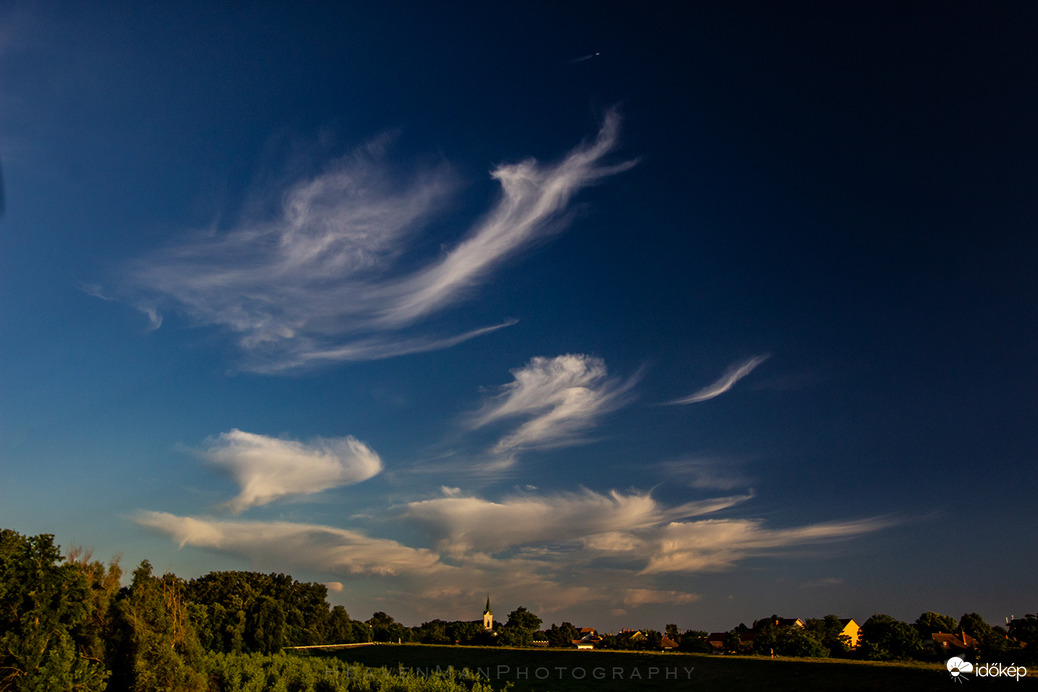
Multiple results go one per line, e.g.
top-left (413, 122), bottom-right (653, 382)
top-left (297, 643), bottom-right (1037, 691)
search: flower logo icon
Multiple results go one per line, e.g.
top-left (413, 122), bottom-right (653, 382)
top-left (947, 657), bottom-right (974, 680)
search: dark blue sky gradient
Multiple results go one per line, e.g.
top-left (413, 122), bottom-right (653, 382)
top-left (0, 2), bottom-right (1035, 631)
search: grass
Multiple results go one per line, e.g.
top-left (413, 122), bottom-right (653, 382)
top-left (295, 643), bottom-right (1038, 691)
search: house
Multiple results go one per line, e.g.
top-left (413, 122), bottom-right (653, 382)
top-left (572, 627), bottom-right (602, 650)
top-left (660, 635), bottom-right (679, 650)
top-left (837, 619), bottom-right (861, 648)
top-left (623, 629), bottom-right (647, 642)
top-left (707, 631), bottom-right (755, 654)
top-left (773, 618), bottom-right (806, 629)
top-left (930, 631), bottom-right (979, 653)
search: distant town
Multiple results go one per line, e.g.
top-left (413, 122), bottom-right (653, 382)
top-left (394, 595), bottom-right (1037, 667)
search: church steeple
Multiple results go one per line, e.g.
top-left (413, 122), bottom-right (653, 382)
top-left (482, 595), bottom-right (493, 630)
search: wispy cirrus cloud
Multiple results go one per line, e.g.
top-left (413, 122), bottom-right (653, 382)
top-left (199, 429), bottom-right (382, 513)
top-left (471, 354), bottom-right (638, 464)
top-left (135, 511), bottom-right (444, 577)
top-left (116, 111), bottom-right (634, 373)
top-left (638, 516), bottom-right (895, 574)
top-left (667, 354), bottom-right (770, 404)
top-left (619, 588), bottom-right (700, 608)
top-left (656, 456), bottom-right (754, 491)
top-left (400, 487), bottom-right (749, 556)
top-left (136, 485), bottom-right (893, 620)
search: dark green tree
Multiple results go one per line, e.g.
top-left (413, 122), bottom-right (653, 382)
top-left (248, 595), bottom-right (286, 653)
top-left (110, 561), bottom-right (206, 692)
top-left (774, 627), bottom-right (828, 658)
top-left (595, 633), bottom-right (628, 650)
top-left (65, 548), bottom-right (122, 673)
top-left (805, 615), bottom-right (853, 657)
top-left (0, 530), bottom-right (109, 692)
top-left (859, 614), bottom-right (924, 661)
top-left (751, 618), bottom-right (826, 658)
top-left (446, 620), bottom-right (484, 645)
top-left (498, 607), bottom-right (542, 647)
top-left (547, 622), bottom-right (580, 647)
top-left (959, 612), bottom-right (1007, 660)
top-left (411, 619), bottom-right (450, 645)
top-left (722, 631), bottom-right (742, 654)
top-left (504, 606), bottom-right (542, 632)
top-left (367, 611), bottom-right (409, 642)
top-left (678, 630), bottom-right (712, 653)
top-left (1008, 614), bottom-right (1038, 664)
top-left (914, 611), bottom-right (957, 639)
top-left (327, 605), bottom-right (357, 644)
top-left (185, 571), bottom-right (332, 651)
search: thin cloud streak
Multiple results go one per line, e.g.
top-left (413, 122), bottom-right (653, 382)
top-left (639, 516), bottom-right (897, 574)
top-left (246, 319), bottom-right (518, 374)
top-left (119, 112), bottom-right (634, 372)
top-left (620, 589), bottom-right (700, 608)
top-left (566, 52), bottom-right (601, 65)
top-left (200, 429), bottom-right (382, 513)
top-left (667, 354), bottom-right (770, 404)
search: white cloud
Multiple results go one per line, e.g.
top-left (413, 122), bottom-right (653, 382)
top-left (472, 354), bottom-right (637, 461)
top-left (135, 489), bottom-right (894, 620)
top-left (800, 577), bottom-right (843, 588)
top-left (135, 511), bottom-right (443, 577)
top-left (657, 457), bottom-right (754, 491)
top-left (402, 488), bottom-right (732, 555)
top-left (119, 112), bottom-right (634, 372)
top-left (668, 354), bottom-right (770, 404)
top-left (619, 588), bottom-right (700, 608)
top-left (399, 486), bottom-right (891, 580)
top-left (639, 516), bottom-right (895, 574)
top-left (200, 429), bottom-right (382, 513)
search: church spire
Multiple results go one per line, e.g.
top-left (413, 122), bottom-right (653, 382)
top-left (482, 594), bottom-right (493, 631)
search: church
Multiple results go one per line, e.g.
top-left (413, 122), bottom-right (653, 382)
top-left (482, 596), bottom-right (493, 631)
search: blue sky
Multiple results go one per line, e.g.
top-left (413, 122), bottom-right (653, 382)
top-left (1, 2), bottom-right (1035, 632)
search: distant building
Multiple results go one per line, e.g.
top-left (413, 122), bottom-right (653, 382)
top-left (930, 631), bottom-right (979, 653)
top-left (707, 631), bottom-right (754, 654)
top-left (571, 627), bottom-right (602, 649)
top-left (773, 618), bottom-right (806, 629)
top-left (837, 619), bottom-right (861, 648)
top-left (482, 596), bottom-right (493, 631)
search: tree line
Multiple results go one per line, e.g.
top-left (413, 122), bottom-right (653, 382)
top-left (2, 528), bottom-right (1036, 690)
top-left (699, 612), bottom-right (1038, 663)
top-left (0, 529), bottom-right (490, 691)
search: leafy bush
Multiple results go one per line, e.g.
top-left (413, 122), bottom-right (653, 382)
top-left (204, 651), bottom-right (505, 692)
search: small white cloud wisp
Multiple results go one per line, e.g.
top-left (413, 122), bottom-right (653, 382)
top-left (200, 429), bottom-right (382, 513)
top-left (668, 354), bottom-right (770, 405)
top-left (118, 111), bottom-right (635, 373)
top-left (471, 354), bottom-right (637, 463)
